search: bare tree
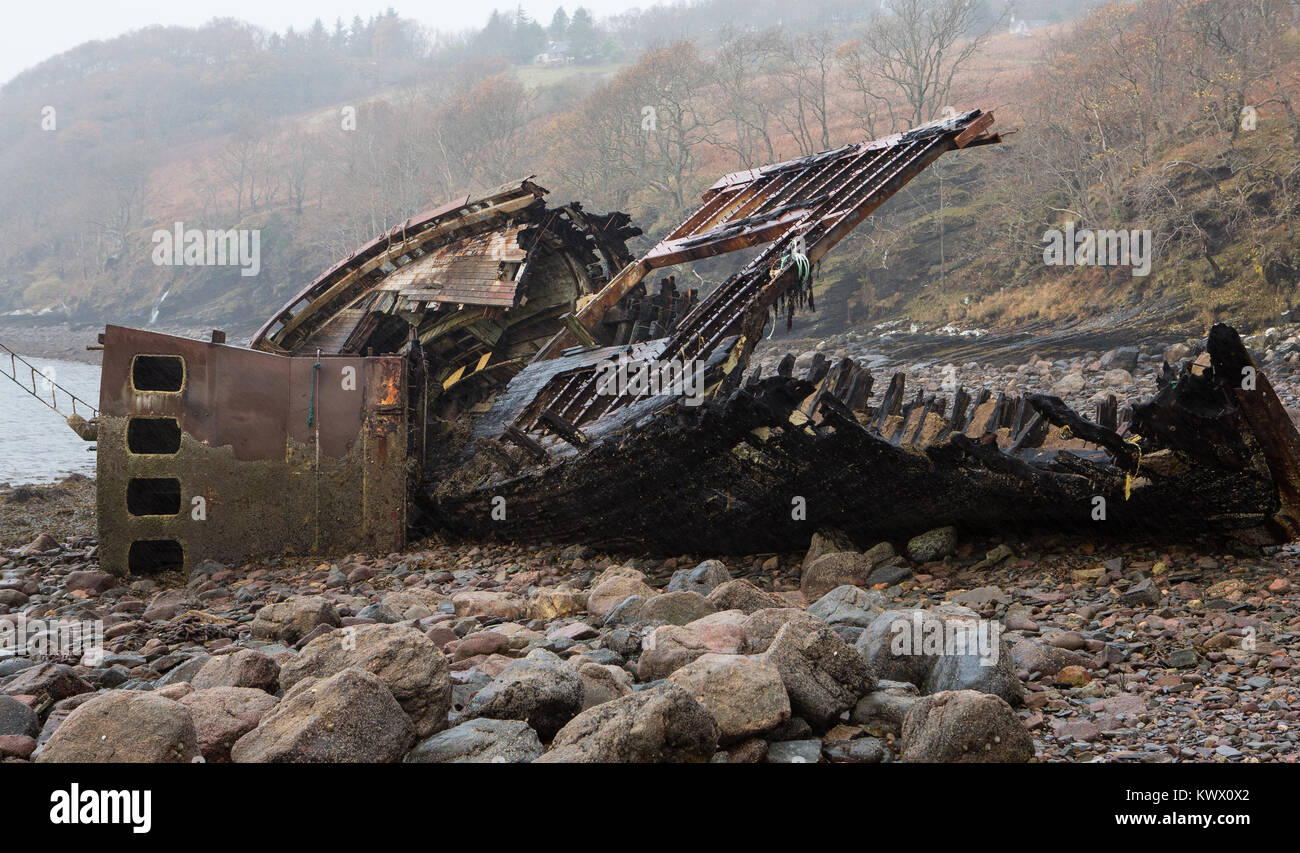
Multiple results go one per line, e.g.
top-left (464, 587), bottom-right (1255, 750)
top-left (550, 42), bottom-right (712, 216)
top-left (283, 128), bottom-right (316, 214)
top-left (848, 0), bottom-right (1003, 128)
top-left (1181, 0), bottom-right (1296, 142)
top-left (837, 38), bottom-right (897, 139)
top-left (708, 28), bottom-right (785, 167)
top-left (774, 30), bottom-right (839, 155)
top-left (216, 123), bottom-right (268, 219)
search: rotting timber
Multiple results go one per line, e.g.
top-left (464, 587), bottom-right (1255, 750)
top-left (88, 109), bottom-right (1300, 573)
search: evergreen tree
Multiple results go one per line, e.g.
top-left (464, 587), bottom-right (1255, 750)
top-left (512, 8), bottom-right (548, 62)
top-left (568, 7), bottom-right (598, 63)
top-left (549, 7), bottom-right (570, 40)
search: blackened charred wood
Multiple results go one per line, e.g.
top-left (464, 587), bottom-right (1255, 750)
top-left (874, 372), bottom-right (906, 432)
top-left (1027, 393), bottom-right (1138, 469)
top-left (962, 387), bottom-right (990, 433)
top-left (1008, 411), bottom-right (1046, 453)
top-left (843, 368), bottom-right (873, 412)
top-left (979, 392), bottom-right (1006, 437)
top-left (1206, 322), bottom-right (1300, 537)
top-left (808, 353), bottom-right (830, 385)
top-left (1010, 395), bottom-right (1029, 437)
top-left (502, 425), bottom-right (549, 461)
top-left (949, 386), bottom-right (970, 433)
top-left (1096, 394), bottom-right (1118, 432)
top-left (908, 395), bottom-right (937, 445)
top-left (539, 408), bottom-right (590, 448)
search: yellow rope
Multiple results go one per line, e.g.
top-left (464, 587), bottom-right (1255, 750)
top-left (1123, 434), bottom-right (1143, 501)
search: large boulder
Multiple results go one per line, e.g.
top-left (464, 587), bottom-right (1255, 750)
top-left (575, 662), bottom-right (634, 710)
top-left (801, 552), bottom-right (876, 599)
top-left (1102, 368), bottom-right (1135, 388)
top-left (527, 587), bottom-right (588, 620)
top-left (451, 591), bottom-right (525, 621)
top-left (191, 649), bottom-right (280, 692)
top-left (664, 560), bottom-right (731, 595)
top-left (851, 680), bottom-right (921, 735)
top-left (905, 526), bottom-right (958, 563)
top-left (1009, 638), bottom-right (1094, 677)
top-left (156, 654), bottom-right (211, 687)
top-left (537, 683), bottom-right (719, 763)
top-left (741, 608), bottom-right (819, 654)
top-left (405, 718), bottom-right (543, 764)
top-left (37, 692), bottom-right (198, 763)
top-left (705, 579), bottom-right (783, 614)
top-left (802, 528), bottom-right (858, 570)
top-left (900, 690), bottom-right (1033, 762)
top-left (231, 668), bottom-right (414, 763)
top-left (0, 695), bottom-right (40, 738)
top-left (180, 687), bottom-right (279, 762)
top-left (638, 591), bottom-right (717, 625)
top-left (2, 663), bottom-right (92, 703)
top-left (1052, 373), bottom-right (1086, 395)
top-left (279, 623), bottom-right (451, 737)
top-left (807, 585), bottom-right (886, 627)
top-left (1100, 346), bottom-right (1139, 373)
top-left (382, 588), bottom-right (448, 620)
top-left (601, 595), bottom-right (649, 626)
top-left (856, 608), bottom-right (1022, 705)
top-left (762, 619), bottom-right (875, 728)
top-left (64, 570), bottom-right (116, 595)
top-left (925, 643), bottom-right (1023, 705)
top-left (856, 610), bottom-right (934, 685)
top-left (143, 589), bottom-right (200, 621)
top-left (637, 623), bottom-right (745, 681)
top-left (667, 653), bottom-right (790, 743)
top-left (250, 596), bottom-right (341, 644)
top-left (464, 649), bottom-right (584, 739)
top-left (588, 574), bottom-right (659, 621)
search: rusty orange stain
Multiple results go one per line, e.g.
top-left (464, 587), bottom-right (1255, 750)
top-left (376, 367), bottom-right (401, 406)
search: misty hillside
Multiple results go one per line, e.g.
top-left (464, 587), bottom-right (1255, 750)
top-left (0, 0), bottom-right (1295, 343)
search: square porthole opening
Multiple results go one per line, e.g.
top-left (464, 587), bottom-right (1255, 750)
top-left (126, 478), bottom-right (181, 516)
top-left (128, 540), bottom-right (184, 574)
top-left (132, 355), bottom-right (184, 392)
top-left (127, 417), bottom-right (182, 454)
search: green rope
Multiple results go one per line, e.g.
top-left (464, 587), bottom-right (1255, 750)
top-left (780, 251), bottom-right (812, 284)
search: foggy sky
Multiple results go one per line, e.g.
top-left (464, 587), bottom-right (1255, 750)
top-left (1, 0), bottom-right (641, 86)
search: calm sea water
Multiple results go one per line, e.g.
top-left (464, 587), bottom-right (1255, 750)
top-left (0, 356), bottom-right (101, 484)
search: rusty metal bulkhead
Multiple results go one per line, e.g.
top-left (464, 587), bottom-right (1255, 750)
top-left (96, 324), bottom-right (407, 576)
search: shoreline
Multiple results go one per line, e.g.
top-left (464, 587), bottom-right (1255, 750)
top-left (0, 321), bottom-right (104, 364)
top-left (0, 320), bottom-right (257, 364)
top-left (0, 473), bottom-right (1295, 764)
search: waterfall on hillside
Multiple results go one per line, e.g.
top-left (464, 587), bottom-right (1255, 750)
top-left (149, 288), bottom-right (170, 325)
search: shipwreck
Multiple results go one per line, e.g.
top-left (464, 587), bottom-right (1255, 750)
top-left (20, 108), bottom-right (1299, 574)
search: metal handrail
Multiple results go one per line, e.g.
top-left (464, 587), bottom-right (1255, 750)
top-left (0, 341), bottom-right (98, 419)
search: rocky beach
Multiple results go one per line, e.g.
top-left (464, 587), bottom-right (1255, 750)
top-left (2, 332), bottom-right (1298, 764)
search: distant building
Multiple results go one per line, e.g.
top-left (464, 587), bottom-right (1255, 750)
top-left (533, 52), bottom-right (572, 67)
top-left (534, 40), bottom-right (573, 66)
